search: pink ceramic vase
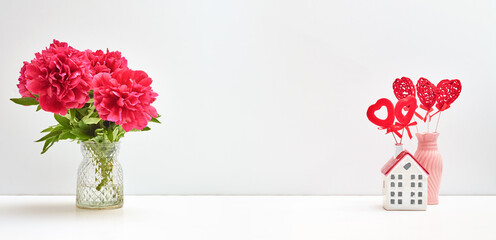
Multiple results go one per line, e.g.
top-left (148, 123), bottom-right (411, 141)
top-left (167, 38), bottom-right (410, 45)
top-left (414, 132), bottom-right (442, 205)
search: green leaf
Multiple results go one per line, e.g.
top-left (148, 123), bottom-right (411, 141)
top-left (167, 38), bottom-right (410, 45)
top-left (150, 117), bottom-right (161, 124)
top-left (80, 108), bottom-right (97, 123)
top-left (54, 114), bottom-right (70, 128)
top-left (116, 130), bottom-right (125, 140)
top-left (70, 128), bottom-right (91, 141)
top-left (40, 125), bottom-right (65, 133)
top-left (82, 117), bottom-right (101, 125)
top-left (112, 127), bottom-right (121, 141)
top-left (86, 107), bottom-right (95, 115)
top-left (10, 97), bottom-right (38, 106)
top-left (150, 114), bottom-right (162, 124)
top-left (69, 109), bottom-right (78, 123)
top-left (78, 121), bottom-right (90, 131)
top-left (35, 130), bottom-right (62, 142)
top-left (129, 126), bottom-right (151, 132)
top-left (94, 128), bottom-right (104, 135)
top-left (76, 108), bottom-right (87, 116)
top-left (141, 127), bottom-right (151, 131)
top-left (107, 128), bottom-right (114, 142)
top-left (41, 138), bottom-right (56, 154)
top-left (36, 105), bottom-right (42, 111)
top-left (40, 126), bottom-right (55, 133)
top-left (58, 131), bottom-right (76, 140)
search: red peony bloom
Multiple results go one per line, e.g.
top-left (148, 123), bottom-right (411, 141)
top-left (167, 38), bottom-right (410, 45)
top-left (23, 40), bottom-right (92, 115)
top-left (17, 61), bottom-right (35, 98)
top-left (86, 49), bottom-right (128, 75)
top-left (92, 69), bottom-right (158, 132)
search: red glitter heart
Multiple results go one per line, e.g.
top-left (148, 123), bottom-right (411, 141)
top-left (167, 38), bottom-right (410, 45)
top-left (393, 77), bottom-right (415, 100)
top-left (416, 77), bottom-right (439, 111)
top-left (436, 79), bottom-right (462, 111)
top-left (367, 98), bottom-right (395, 128)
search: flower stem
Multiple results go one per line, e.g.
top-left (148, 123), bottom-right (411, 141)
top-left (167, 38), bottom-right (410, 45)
top-left (90, 143), bottom-right (114, 191)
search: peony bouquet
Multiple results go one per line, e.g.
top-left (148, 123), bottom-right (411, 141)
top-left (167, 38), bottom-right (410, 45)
top-left (11, 40), bottom-right (160, 154)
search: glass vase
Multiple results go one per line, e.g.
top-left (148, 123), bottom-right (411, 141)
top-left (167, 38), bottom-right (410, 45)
top-left (414, 132), bottom-right (442, 205)
top-left (76, 141), bottom-right (123, 209)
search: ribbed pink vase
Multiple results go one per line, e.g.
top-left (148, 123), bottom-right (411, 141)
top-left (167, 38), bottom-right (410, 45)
top-left (414, 132), bottom-right (442, 205)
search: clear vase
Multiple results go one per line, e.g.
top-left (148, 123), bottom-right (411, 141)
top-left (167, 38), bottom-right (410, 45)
top-left (76, 141), bottom-right (123, 209)
top-left (414, 132), bottom-right (442, 205)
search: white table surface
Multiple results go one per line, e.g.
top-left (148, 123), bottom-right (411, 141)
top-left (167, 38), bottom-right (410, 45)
top-left (0, 196), bottom-right (494, 240)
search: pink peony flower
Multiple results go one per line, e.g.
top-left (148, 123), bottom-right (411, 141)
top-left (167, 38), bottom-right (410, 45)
top-left (92, 69), bottom-right (158, 132)
top-left (23, 40), bottom-right (92, 115)
top-left (86, 49), bottom-right (128, 75)
top-left (17, 61), bottom-right (35, 98)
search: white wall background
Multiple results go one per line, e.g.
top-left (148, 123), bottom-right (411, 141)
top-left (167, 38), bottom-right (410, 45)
top-left (0, 0), bottom-right (494, 195)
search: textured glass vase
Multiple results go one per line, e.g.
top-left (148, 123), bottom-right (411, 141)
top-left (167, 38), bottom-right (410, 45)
top-left (76, 141), bottom-right (123, 209)
top-left (414, 132), bottom-right (442, 205)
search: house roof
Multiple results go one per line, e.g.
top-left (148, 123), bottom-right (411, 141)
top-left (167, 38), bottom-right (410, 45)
top-left (381, 150), bottom-right (429, 176)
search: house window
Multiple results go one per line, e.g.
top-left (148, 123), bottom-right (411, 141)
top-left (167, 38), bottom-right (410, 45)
top-left (398, 199), bottom-right (402, 204)
top-left (411, 192), bottom-right (415, 197)
top-left (391, 182), bottom-right (395, 187)
top-left (403, 163), bottom-right (411, 170)
top-left (398, 182), bottom-right (403, 187)
top-left (411, 199), bottom-right (415, 204)
top-left (411, 174), bottom-right (415, 180)
top-left (411, 182), bottom-right (415, 187)
top-left (418, 192), bottom-right (423, 197)
top-left (391, 174), bottom-right (395, 180)
top-left (398, 192), bottom-right (402, 197)
top-left (418, 199), bottom-right (423, 205)
top-left (391, 192), bottom-right (395, 197)
top-left (391, 199), bottom-right (395, 204)
top-left (418, 175), bottom-right (423, 180)
top-left (398, 174), bottom-right (403, 180)
top-left (418, 182), bottom-right (423, 188)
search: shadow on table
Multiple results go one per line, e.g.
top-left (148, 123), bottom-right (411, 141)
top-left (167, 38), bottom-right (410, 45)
top-left (0, 202), bottom-right (124, 219)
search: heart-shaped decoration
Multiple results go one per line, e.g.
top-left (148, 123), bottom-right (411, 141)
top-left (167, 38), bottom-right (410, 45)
top-left (395, 95), bottom-right (417, 125)
top-left (436, 79), bottom-right (461, 111)
top-left (367, 98), bottom-right (395, 128)
top-left (393, 77), bottom-right (415, 100)
top-left (416, 77), bottom-right (439, 110)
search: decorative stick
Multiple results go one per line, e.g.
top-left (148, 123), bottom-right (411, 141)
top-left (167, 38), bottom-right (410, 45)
top-left (399, 128), bottom-right (405, 144)
top-left (427, 117), bottom-right (430, 133)
top-left (435, 111), bottom-right (442, 133)
top-left (413, 116), bottom-right (419, 133)
top-left (392, 133), bottom-right (398, 144)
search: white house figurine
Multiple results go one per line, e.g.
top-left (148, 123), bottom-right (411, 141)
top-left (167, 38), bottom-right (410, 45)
top-left (381, 149), bottom-right (429, 211)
